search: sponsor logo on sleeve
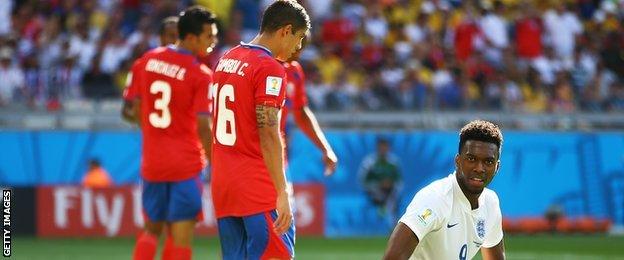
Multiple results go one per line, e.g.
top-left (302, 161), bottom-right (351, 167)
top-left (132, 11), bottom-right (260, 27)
top-left (265, 76), bottom-right (282, 96)
top-left (417, 208), bottom-right (435, 226)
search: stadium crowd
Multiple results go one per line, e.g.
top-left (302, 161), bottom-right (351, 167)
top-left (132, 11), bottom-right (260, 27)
top-left (1, 0), bottom-right (624, 112)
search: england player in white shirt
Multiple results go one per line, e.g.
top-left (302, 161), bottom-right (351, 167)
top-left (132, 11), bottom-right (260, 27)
top-left (383, 120), bottom-right (505, 260)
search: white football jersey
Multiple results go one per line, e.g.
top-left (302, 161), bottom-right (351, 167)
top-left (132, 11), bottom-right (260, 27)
top-left (399, 173), bottom-right (503, 260)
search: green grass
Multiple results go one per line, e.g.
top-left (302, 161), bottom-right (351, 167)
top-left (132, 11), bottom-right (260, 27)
top-left (9, 235), bottom-right (624, 259)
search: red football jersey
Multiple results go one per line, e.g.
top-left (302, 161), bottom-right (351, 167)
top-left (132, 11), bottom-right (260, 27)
top-left (211, 43), bottom-right (287, 218)
top-left (130, 46), bottom-right (212, 181)
top-left (280, 60), bottom-right (308, 134)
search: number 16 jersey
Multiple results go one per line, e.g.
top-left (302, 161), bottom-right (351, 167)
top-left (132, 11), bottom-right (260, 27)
top-left (211, 43), bottom-right (287, 218)
top-left (125, 46), bottom-right (212, 182)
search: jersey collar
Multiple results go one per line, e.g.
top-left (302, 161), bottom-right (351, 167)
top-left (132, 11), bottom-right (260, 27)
top-left (240, 42), bottom-right (272, 56)
top-left (451, 172), bottom-right (477, 212)
top-left (167, 44), bottom-right (194, 56)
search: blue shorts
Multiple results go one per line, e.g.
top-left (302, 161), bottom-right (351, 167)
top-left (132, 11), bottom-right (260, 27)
top-left (141, 175), bottom-right (203, 222)
top-left (218, 210), bottom-right (295, 260)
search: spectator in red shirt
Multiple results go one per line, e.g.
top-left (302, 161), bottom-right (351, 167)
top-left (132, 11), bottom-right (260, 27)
top-left (454, 12), bottom-right (483, 62)
top-left (321, 4), bottom-right (357, 58)
top-left (515, 4), bottom-right (543, 60)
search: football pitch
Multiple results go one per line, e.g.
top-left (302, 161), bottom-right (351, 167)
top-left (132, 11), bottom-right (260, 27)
top-left (11, 235), bottom-right (624, 259)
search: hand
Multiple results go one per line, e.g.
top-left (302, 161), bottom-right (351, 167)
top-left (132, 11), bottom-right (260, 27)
top-left (323, 149), bottom-right (338, 177)
top-left (273, 191), bottom-right (292, 235)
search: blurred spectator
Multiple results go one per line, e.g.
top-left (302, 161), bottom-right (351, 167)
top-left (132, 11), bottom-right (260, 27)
top-left (479, 1), bottom-right (508, 64)
top-left (501, 73), bottom-right (523, 112)
top-left (551, 74), bottom-right (576, 113)
top-left (364, 6), bottom-right (389, 43)
top-left (404, 12), bottom-right (430, 45)
top-left (321, 4), bottom-right (357, 58)
top-left (234, 0), bottom-right (260, 42)
top-left (607, 81), bottom-right (624, 111)
top-left (82, 159), bottom-right (113, 188)
top-left (543, 4), bottom-right (583, 65)
top-left (314, 46), bottom-right (344, 85)
top-left (569, 47), bottom-right (597, 95)
top-left (23, 54), bottom-right (44, 107)
top-left (545, 204), bottom-right (564, 232)
top-left (0, 48), bottom-right (24, 106)
top-left (99, 29), bottom-right (131, 74)
top-left (69, 20), bottom-right (99, 71)
top-left (532, 47), bottom-right (564, 85)
top-left (454, 9), bottom-right (483, 62)
top-left (0, 1), bottom-right (12, 36)
top-left (396, 70), bottom-right (427, 110)
top-left (359, 138), bottom-right (402, 219)
top-left (514, 3), bottom-right (543, 60)
top-left (307, 72), bottom-right (331, 110)
top-left (0, 0), bottom-right (622, 115)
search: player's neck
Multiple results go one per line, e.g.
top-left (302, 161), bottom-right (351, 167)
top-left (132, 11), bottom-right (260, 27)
top-left (464, 192), bottom-right (480, 210)
top-left (456, 175), bottom-right (481, 209)
top-left (250, 34), bottom-right (278, 57)
top-left (176, 42), bottom-right (196, 56)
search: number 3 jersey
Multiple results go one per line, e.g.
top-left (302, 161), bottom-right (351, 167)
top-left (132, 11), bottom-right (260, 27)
top-left (210, 43), bottom-right (287, 218)
top-left (399, 173), bottom-right (503, 260)
top-left (123, 46), bottom-right (212, 182)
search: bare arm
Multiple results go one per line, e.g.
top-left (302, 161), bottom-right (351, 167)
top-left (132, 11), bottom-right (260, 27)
top-left (121, 100), bottom-right (141, 126)
top-left (481, 239), bottom-right (505, 260)
top-left (256, 104), bottom-right (291, 234)
top-left (383, 222), bottom-right (419, 260)
top-left (196, 114), bottom-right (212, 163)
top-left (293, 106), bottom-right (337, 176)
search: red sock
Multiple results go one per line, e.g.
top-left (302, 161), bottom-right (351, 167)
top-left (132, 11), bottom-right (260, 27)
top-left (161, 235), bottom-right (174, 260)
top-left (171, 246), bottom-right (192, 260)
top-left (133, 232), bottom-right (158, 260)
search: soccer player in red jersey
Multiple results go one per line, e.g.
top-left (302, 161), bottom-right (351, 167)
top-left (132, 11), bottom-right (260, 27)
top-left (122, 16), bottom-right (180, 123)
top-left (210, 1), bottom-right (310, 259)
top-left (281, 37), bottom-right (337, 176)
top-left (122, 16), bottom-right (183, 260)
top-left (129, 6), bottom-right (218, 260)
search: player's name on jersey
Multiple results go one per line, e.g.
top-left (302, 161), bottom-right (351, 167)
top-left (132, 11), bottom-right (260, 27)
top-left (215, 58), bottom-right (248, 76)
top-left (145, 58), bottom-right (187, 81)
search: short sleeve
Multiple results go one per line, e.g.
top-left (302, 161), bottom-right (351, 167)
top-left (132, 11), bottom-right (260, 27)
top-left (193, 65), bottom-right (213, 115)
top-left (254, 59), bottom-right (286, 108)
top-left (482, 193), bottom-right (503, 248)
top-left (291, 62), bottom-right (308, 109)
top-left (399, 188), bottom-right (446, 241)
top-left (122, 60), bottom-right (143, 101)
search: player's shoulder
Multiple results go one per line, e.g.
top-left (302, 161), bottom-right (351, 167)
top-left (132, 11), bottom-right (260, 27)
top-left (283, 60), bottom-right (301, 69)
top-left (415, 175), bottom-right (455, 206)
top-left (480, 188), bottom-right (501, 208)
top-left (198, 63), bottom-right (213, 77)
top-left (290, 60), bottom-right (302, 70)
top-left (133, 47), bottom-right (165, 67)
top-left (142, 46), bottom-right (169, 58)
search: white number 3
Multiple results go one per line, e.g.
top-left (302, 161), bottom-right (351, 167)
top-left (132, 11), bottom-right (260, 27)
top-left (149, 80), bottom-right (172, 128)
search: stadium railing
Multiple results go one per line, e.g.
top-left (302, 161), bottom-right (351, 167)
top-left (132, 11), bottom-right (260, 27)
top-left (1, 100), bottom-right (623, 130)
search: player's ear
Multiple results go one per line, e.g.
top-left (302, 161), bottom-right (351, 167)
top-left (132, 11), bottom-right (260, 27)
top-left (281, 24), bottom-right (293, 37)
top-left (494, 160), bottom-right (501, 176)
top-left (454, 154), bottom-right (460, 169)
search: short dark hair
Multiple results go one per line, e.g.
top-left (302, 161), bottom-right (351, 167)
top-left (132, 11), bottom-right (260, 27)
top-left (159, 16), bottom-right (179, 36)
top-left (458, 120), bottom-right (503, 154)
top-left (89, 159), bottom-right (101, 167)
top-left (178, 6), bottom-right (217, 40)
top-left (260, 0), bottom-right (311, 34)
top-left (377, 137), bottom-right (389, 146)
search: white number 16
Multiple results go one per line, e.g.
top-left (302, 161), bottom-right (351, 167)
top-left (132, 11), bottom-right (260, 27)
top-left (212, 83), bottom-right (236, 146)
